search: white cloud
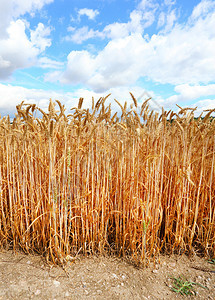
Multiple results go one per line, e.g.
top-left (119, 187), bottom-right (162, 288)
top-left (157, 12), bottom-right (165, 28)
top-left (0, 0), bottom-right (53, 38)
top-left (138, 0), bottom-right (158, 10)
top-left (103, 22), bottom-right (131, 40)
top-left (30, 23), bottom-right (52, 52)
top-left (190, 0), bottom-right (215, 21)
top-left (66, 0), bottom-right (158, 44)
top-left (66, 9), bottom-right (146, 43)
top-left (174, 84), bottom-right (215, 99)
top-left (49, 2), bottom-right (215, 91)
top-left (44, 50), bottom-right (97, 85)
top-left (0, 20), bottom-right (38, 79)
top-left (103, 8), bottom-right (155, 40)
top-left (164, 83), bottom-right (215, 114)
top-left (9, 0), bottom-right (53, 16)
top-left (144, 11), bottom-right (215, 85)
top-left (164, 0), bottom-right (176, 7)
top-left (44, 70), bottom-right (62, 82)
top-left (62, 51), bottom-right (95, 85)
top-left (67, 26), bottom-right (75, 32)
top-left (65, 26), bottom-right (104, 44)
top-left (0, 0), bottom-right (53, 79)
top-left (163, 9), bottom-right (177, 32)
top-left (0, 20), bottom-right (52, 79)
top-left (38, 57), bottom-right (64, 69)
top-left (1, 0), bottom-right (214, 117)
top-left (55, 34), bottom-right (146, 92)
top-left (87, 34), bottom-right (145, 92)
top-left (0, 56), bottom-right (11, 69)
top-left (78, 8), bottom-right (99, 20)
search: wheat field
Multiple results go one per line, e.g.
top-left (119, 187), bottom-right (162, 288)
top-left (0, 94), bottom-right (214, 265)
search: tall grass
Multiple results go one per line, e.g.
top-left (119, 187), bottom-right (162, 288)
top-left (0, 95), bottom-right (214, 264)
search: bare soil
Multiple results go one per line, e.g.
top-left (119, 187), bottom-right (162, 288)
top-left (0, 250), bottom-right (214, 299)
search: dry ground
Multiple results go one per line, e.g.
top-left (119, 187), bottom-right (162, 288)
top-left (0, 250), bottom-right (214, 299)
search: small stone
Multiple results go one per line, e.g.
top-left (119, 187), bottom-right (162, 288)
top-left (53, 280), bottom-right (60, 287)
top-left (35, 289), bottom-right (41, 295)
top-left (141, 286), bottom-right (147, 293)
top-left (65, 291), bottom-right (70, 297)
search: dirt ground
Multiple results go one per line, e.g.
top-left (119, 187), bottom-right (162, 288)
top-left (0, 250), bottom-right (214, 300)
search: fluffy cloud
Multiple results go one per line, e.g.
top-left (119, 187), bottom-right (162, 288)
top-left (70, 8), bottom-right (99, 25)
top-left (65, 26), bottom-right (103, 44)
top-left (174, 84), bottom-right (215, 99)
top-left (0, 20), bottom-right (52, 79)
top-left (66, 0), bottom-right (158, 43)
top-left (54, 34), bottom-right (146, 92)
top-left (157, 12), bottom-right (165, 28)
top-left (138, 0), bottom-right (158, 10)
top-left (163, 0), bottom-right (176, 7)
top-left (66, 13), bottom-right (142, 43)
top-left (0, 0), bottom-right (53, 37)
top-left (103, 9), bottom-right (149, 40)
top-left (57, 0), bottom-right (215, 92)
top-left (61, 51), bottom-right (95, 84)
top-left (78, 8), bottom-right (99, 20)
top-left (1, 0), bottom-right (215, 118)
top-left (87, 34), bottom-right (146, 92)
top-left (0, 0), bottom-right (53, 79)
top-left (30, 23), bottom-right (51, 52)
top-left (157, 9), bottom-right (177, 32)
top-left (190, 0), bottom-right (215, 21)
top-left (65, 0), bottom-right (178, 44)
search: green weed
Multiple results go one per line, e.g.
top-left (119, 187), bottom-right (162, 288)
top-left (170, 276), bottom-right (207, 296)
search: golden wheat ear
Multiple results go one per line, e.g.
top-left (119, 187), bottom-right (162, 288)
top-left (129, 92), bottom-right (138, 108)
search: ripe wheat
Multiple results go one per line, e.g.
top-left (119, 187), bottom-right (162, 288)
top-left (0, 95), bottom-right (214, 265)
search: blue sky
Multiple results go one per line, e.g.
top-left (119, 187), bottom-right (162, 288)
top-left (0, 0), bottom-right (215, 117)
